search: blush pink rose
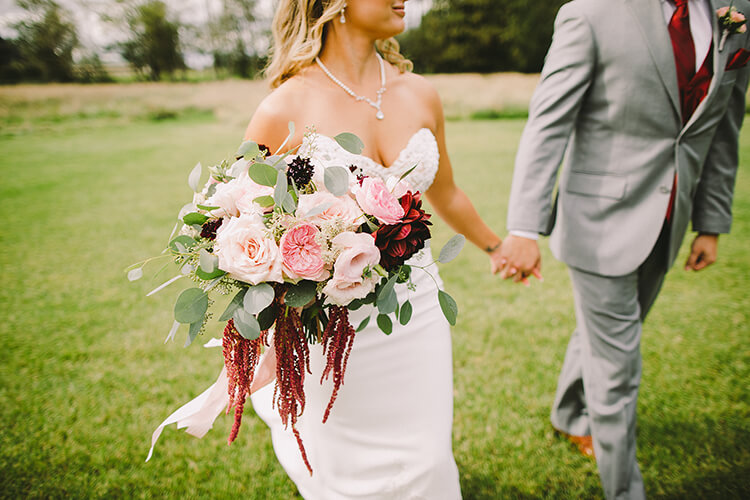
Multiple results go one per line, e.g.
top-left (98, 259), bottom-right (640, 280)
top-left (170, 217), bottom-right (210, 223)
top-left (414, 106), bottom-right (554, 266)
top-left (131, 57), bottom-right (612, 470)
top-left (214, 214), bottom-right (283, 285)
top-left (731, 10), bottom-right (745, 23)
top-left (296, 191), bottom-right (364, 226)
top-left (279, 223), bottom-right (330, 281)
top-left (207, 173), bottom-right (273, 218)
top-left (718, 6), bottom-right (730, 17)
top-left (353, 177), bottom-right (405, 225)
top-left (322, 232), bottom-right (381, 306)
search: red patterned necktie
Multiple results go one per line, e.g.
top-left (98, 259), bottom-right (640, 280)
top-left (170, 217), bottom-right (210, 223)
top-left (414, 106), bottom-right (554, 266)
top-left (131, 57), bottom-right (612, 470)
top-left (668, 0), bottom-right (697, 97)
top-left (666, 0), bottom-right (695, 221)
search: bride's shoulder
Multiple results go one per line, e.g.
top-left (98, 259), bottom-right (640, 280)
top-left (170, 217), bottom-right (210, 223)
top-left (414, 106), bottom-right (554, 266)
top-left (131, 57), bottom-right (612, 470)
top-left (389, 69), bottom-right (443, 125)
top-left (244, 76), bottom-right (311, 147)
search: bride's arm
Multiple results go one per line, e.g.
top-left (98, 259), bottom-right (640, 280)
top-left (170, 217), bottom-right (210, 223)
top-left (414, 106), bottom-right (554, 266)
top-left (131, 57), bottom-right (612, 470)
top-left (243, 84), bottom-right (303, 150)
top-left (419, 81), bottom-right (504, 269)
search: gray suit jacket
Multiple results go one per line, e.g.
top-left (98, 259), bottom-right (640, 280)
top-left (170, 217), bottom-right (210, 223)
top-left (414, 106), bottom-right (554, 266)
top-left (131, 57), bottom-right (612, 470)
top-left (508, 0), bottom-right (750, 276)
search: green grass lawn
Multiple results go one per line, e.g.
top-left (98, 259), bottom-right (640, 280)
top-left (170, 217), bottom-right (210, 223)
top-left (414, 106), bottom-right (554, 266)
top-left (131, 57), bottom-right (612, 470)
top-left (0, 108), bottom-right (748, 499)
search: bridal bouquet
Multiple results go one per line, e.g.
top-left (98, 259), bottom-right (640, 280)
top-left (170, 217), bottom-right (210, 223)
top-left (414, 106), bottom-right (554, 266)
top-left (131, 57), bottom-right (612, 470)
top-left (128, 126), bottom-right (464, 473)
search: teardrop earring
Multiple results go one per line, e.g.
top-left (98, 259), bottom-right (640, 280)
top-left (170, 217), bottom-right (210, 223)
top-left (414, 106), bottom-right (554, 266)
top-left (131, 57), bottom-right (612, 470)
top-left (340, 3), bottom-right (346, 24)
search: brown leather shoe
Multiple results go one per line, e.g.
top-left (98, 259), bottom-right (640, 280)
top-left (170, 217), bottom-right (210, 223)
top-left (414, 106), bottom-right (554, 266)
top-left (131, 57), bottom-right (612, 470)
top-left (554, 427), bottom-right (595, 458)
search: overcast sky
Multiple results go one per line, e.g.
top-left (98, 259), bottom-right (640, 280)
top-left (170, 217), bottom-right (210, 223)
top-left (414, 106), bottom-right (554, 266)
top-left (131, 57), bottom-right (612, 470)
top-left (0, 0), bottom-right (432, 67)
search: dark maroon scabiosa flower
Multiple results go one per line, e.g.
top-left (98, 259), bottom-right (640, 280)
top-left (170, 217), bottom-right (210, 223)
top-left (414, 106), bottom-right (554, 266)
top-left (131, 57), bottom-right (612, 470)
top-left (200, 218), bottom-right (223, 240)
top-left (374, 191), bottom-right (432, 271)
top-left (287, 156), bottom-right (315, 189)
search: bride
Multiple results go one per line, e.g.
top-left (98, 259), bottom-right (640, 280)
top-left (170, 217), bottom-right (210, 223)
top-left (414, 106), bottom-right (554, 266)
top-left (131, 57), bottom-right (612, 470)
top-left (246, 1), bottom-right (503, 498)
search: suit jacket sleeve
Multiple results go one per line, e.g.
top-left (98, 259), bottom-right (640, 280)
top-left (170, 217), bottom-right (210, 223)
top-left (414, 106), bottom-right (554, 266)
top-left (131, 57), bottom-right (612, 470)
top-left (507, 2), bottom-right (595, 234)
top-left (692, 65), bottom-right (750, 234)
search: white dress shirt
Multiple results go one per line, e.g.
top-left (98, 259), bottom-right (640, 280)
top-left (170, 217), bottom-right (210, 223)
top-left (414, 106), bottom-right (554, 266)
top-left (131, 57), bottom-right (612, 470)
top-left (509, 0), bottom-right (714, 241)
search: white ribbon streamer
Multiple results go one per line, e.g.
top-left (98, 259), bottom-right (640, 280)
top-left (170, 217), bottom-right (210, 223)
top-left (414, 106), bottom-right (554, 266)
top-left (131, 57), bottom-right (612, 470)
top-left (146, 344), bottom-right (278, 462)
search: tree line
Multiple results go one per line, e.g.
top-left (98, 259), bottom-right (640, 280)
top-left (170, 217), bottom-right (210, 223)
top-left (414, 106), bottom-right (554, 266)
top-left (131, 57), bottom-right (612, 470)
top-left (0, 0), bottom-right (566, 84)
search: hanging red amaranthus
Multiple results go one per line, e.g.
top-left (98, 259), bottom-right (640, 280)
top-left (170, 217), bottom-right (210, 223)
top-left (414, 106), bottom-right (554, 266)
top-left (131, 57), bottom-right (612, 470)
top-left (320, 305), bottom-right (357, 424)
top-left (273, 305), bottom-right (313, 474)
top-left (223, 319), bottom-right (265, 444)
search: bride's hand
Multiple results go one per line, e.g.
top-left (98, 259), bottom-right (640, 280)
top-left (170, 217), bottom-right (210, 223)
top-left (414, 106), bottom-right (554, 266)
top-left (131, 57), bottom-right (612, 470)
top-left (496, 234), bottom-right (543, 285)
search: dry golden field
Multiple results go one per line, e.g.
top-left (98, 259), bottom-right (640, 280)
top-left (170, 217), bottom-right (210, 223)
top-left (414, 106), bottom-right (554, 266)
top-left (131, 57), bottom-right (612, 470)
top-left (0, 73), bottom-right (540, 134)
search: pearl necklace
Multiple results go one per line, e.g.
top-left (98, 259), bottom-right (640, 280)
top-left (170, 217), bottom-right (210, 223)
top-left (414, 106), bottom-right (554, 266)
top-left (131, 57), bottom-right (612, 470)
top-left (315, 54), bottom-right (387, 120)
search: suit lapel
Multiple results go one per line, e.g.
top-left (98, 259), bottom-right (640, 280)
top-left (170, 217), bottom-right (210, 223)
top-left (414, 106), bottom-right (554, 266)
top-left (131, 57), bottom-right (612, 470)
top-left (683, 0), bottom-right (731, 130)
top-left (627, 0), bottom-right (681, 118)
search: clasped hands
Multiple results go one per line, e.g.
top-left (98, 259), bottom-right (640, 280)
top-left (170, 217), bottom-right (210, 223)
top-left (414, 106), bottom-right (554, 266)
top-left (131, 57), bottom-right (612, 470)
top-left (489, 234), bottom-right (543, 286)
top-left (488, 232), bottom-right (720, 285)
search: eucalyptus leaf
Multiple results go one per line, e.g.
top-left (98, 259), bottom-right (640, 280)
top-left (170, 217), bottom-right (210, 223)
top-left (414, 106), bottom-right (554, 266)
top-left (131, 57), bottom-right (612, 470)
top-left (233, 308), bottom-right (261, 340)
top-left (324, 166), bottom-right (350, 197)
top-left (399, 300), bottom-right (413, 325)
top-left (284, 280), bottom-right (317, 308)
top-left (174, 288), bottom-right (208, 324)
top-left (398, 164), bottom-right (418, 183)
top-left (302, 201), bottom-right (333, 218)
top-left (248, 163), bottom-right (279, 187)
top-left (254, 195), bottom-right (275, 208)
top-left (356, 315), bottom-right (371, 332)
top-left (180, 263), bottom-right (195, 275)
top-left (274, 169), bottom-right (288, 206)
top-left (188, 162), bottom-right (202, 192)
top-left (237, 140), bottom-right (260, 159)
top-left (258, 305), bottom-right (276, 330)
top-left (127, 267), bottom-right (143, 282)
top-left (438, 290), bottom-right (458, 326)
top-left (196, 204), bottom-right (220, 211)
top-left (199, 249), bottom-right (218, 274)
top-left (164, 320), bottom-right (180, 344)
top-left (219, 288), bottom-right (246, 321)
top-left (195, 267), bottom-right (226, 280)
top-left (146, 274), bottom-right (183, 297)
top-left (185, 320), bottom-right (202, 347)
top-left (243, 283), bottom-right (275, 314)
top-left (183, 212), bottom-right (208, 226)
top-left (168, 235), bottom-right (196, 253)
top-left (282, 192), bottom-right (297, 213)
top-left (438, 234), bottom-right (466, 264)
top-left (205, 183), bottom-right (217, 199)
top-left (334, 132), bottom-right (365, 154)
top-left (376, 313), bottom-right (393, 335)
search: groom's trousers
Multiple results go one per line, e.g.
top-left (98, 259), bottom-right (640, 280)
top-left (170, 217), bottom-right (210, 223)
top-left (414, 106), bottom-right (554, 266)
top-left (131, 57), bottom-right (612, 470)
top-left (551, 224), bottom-right (671, 500)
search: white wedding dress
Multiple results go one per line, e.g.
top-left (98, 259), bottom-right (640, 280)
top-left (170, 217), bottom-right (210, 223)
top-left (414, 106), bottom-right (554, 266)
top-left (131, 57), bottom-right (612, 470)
top-left (250, 128), bottom-right (462, 500)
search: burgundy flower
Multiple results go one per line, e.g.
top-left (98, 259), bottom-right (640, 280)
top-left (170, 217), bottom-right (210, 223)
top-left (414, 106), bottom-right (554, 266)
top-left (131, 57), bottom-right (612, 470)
top-left (200, 218), bottom-right (223, 240)
top-left (374, 191), bottom-right (432, 271)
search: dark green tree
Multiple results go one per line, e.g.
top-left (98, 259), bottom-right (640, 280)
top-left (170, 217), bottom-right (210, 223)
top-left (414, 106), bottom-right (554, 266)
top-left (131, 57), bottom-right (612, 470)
top-left (206, 0), bottom-right (266, 78)
top-left (118, 1), bottom-right (185, 80)
top-left (398, 0), bottom-right (568, 74)
top-left (10, 0), bottom-right (79, 82)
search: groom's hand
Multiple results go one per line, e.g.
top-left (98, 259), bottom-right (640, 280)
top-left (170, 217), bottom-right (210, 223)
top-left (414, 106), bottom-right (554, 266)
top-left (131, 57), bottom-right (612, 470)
top-left (685, 233), bottom-right (719, 271)
top-left (496, 234), bottom-right (542, 284)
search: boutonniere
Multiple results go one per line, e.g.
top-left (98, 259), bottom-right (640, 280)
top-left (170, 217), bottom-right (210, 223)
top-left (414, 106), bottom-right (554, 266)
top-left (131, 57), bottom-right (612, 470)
top-left (717, 4), bottom-right (747, 51)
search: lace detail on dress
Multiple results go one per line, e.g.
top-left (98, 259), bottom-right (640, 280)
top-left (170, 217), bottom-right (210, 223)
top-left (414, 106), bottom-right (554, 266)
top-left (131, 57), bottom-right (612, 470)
top-left (300, 128), bottom-right (440, 193)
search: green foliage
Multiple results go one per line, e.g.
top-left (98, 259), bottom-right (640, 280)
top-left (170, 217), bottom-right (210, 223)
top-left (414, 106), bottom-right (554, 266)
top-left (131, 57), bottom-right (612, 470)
top-left (398, 0), bottom-right (568, 73)
top-left (207, 0), bottom-right (266, 79)
top-left (2, 0), bottom-right (79, 83)
top-left (117, 1), bottom-right (186, 81)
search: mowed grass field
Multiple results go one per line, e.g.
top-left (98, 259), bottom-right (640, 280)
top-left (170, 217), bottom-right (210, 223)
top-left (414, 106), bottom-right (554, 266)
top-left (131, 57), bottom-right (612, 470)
top-left (0, 77), bottom-right (748, 499)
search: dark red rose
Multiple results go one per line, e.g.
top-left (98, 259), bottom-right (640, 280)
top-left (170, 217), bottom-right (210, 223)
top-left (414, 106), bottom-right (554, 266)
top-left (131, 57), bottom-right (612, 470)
top-left (374, 191), bottom-right (432, 271)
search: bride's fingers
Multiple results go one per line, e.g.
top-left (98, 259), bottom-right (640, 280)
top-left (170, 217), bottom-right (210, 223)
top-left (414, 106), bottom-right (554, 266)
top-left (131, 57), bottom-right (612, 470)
top-left (531, 268), bottom-right (544, 281)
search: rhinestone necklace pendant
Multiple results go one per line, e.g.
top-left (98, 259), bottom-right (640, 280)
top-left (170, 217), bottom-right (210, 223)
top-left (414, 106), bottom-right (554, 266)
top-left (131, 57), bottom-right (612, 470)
top-left (316, 54), bottom-right (387, 120)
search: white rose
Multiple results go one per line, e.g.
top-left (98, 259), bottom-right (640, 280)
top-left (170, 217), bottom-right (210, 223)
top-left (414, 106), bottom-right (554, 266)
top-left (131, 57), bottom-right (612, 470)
top-left (296, 191), bottom-right (364, 227)
top-left (206, 173), bottom-right (272, 219)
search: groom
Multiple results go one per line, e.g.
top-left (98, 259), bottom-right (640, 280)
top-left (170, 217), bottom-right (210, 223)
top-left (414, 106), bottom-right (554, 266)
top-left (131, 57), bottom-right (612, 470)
top-left (498, 0), bottom-right (750, 498)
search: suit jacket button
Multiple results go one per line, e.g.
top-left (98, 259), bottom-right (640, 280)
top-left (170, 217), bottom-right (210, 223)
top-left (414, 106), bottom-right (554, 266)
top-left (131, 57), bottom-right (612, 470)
top-left (660, 186), bottom-right (670, 194)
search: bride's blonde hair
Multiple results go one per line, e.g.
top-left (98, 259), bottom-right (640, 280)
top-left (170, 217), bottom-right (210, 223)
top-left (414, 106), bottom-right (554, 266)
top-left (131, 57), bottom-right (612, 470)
top-left (266, 0), bottom-right (413, 88)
